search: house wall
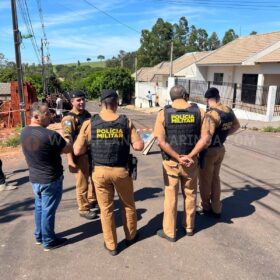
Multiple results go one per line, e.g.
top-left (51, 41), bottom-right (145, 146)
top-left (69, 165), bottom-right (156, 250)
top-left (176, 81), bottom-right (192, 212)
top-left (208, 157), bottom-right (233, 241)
top-left (263, 74), bottom-right (280, 86)
top-left (175, 64), bottom-right (207, 81)
top-left (202, 64), bottom-right (280, 104)
top-left (135, 81), bottom-right (169, 108)
top-left (204, 64), bottom-right (280, 84)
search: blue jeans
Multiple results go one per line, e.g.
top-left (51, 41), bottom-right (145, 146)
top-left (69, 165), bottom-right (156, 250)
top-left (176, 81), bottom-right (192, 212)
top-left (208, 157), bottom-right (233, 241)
top-left (32, 176), bottom-right (63, 247)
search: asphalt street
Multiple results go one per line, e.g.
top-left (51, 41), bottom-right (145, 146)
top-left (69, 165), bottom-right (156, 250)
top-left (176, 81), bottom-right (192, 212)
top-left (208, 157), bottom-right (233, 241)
top-left (0, 101), bottom-right (279, 280)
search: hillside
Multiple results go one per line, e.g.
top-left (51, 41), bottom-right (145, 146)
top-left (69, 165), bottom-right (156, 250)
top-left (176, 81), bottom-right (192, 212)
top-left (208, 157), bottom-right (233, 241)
top-left (53, 61), bottom-right (106, 68)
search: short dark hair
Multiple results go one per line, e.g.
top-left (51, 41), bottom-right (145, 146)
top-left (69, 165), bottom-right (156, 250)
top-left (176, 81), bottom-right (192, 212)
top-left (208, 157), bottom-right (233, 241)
top-left (170, 85), bottom-right (189, 101)
top-left (204, 87), bottom-right (220, 100)
top-left (101, 96), bottom-right (118, 109)
top-left (30, 102), bottom-right (48, 117)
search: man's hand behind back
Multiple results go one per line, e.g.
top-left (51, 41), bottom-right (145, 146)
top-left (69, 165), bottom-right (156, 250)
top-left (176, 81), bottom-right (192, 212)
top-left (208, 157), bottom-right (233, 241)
top-left (179, 154), bottom-right (195, 167)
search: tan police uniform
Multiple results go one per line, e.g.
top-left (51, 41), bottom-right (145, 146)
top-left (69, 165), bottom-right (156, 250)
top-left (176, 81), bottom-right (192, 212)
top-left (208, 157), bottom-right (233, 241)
top-left (154, 99), bottom-right (212, 237)
top-left (61, 107), bottom-right (97, 213)
top-left (74, 108), bottom-right (141, 251)
top-left (199, 102), bottom-right (239, 214)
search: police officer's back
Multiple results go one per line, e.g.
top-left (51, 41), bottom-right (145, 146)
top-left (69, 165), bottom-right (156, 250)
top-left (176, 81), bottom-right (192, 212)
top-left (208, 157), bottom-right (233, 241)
top-left (74, 89), bottom-right (144, 255)
top-left (198, 87), bottom-right (240, 217)
top-left (153, 85), bottom-right (213, 239)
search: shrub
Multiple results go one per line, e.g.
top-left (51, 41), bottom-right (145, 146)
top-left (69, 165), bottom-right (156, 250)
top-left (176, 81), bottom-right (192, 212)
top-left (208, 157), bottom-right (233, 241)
top-left (0, 133), bottom-right (20, 147)
top-left (263, 126), bottom-right (280, 133)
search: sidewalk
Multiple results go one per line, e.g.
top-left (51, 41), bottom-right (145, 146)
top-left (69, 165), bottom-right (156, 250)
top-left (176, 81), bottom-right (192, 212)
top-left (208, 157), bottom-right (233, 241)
top-left (123, 104), bottom-right (162, 114)
top-left (238, 119), bottom-right (280, 129)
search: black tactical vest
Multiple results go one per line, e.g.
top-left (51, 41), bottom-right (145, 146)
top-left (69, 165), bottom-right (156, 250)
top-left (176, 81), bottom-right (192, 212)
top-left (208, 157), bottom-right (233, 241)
top-left (209, 107), bottom-right (235, 147)
top-left (67, 110), bottom-right (91, 141)
top-left (90, 114), bottom-right (130, 167)
top-left (162, 103), bottom-right (201, 160)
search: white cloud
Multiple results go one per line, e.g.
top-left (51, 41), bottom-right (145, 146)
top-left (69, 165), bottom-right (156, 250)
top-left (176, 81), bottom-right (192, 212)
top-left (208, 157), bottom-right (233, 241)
top-left (32, 9), bottom-right (96, 30)
top-left (50, 33), bottom-right (139, 55)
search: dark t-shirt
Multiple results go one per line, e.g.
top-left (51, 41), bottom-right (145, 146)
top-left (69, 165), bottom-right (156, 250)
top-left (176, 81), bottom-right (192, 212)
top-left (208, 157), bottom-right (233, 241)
top-left (20, 126), bottom-right (66, 184)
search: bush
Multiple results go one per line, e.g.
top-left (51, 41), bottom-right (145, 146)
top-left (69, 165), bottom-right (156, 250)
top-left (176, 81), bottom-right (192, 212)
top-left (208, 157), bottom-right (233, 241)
top-left (0, 133), bottom-right (20, 147)
top-left (0, 125), bottom-right (22, 147)
top-left (263, 126), bottom-right (280, 133)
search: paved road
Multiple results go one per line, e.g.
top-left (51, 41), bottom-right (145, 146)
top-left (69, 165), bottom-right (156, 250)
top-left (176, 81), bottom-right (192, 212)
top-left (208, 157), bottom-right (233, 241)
top-left (0, 102), bottom-right (279, 280)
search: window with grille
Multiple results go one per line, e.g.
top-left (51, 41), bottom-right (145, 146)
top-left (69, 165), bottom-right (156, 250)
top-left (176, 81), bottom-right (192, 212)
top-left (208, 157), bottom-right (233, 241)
top-left (213, 73), bottom-right (224, 85)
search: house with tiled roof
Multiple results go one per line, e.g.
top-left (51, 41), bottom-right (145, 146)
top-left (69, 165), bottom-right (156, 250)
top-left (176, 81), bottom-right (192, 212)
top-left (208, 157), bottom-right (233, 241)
top-left (134, 51), bottom-right (211, 107)
top-left (195, 31), bottom-right (280, 106)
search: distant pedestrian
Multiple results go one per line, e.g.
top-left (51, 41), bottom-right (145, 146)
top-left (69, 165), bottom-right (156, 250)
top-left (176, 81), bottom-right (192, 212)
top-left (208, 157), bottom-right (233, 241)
top-left (56, 94), bottom-right (63, 119)
top-left (0, 159), bottom-right (17, 192)
top-left (146, 91), bottom-right (153, 107)
top-left (20, 102), bottom-right (72, 251)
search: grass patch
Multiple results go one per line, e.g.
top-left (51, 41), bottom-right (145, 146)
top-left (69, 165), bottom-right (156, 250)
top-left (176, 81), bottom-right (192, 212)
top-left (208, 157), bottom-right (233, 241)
top-left (0, 125), bottom-right (22, 147)
top-left (263, 126), bottom-right (280, 133)
top-left (0, 134), bottom-right (20, 147)
top-left (54, 61), bottom-right (106, 68)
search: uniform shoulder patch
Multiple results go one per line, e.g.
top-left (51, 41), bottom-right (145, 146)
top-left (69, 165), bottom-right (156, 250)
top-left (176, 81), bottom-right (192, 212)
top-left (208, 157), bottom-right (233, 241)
top-left (64, 120), bottom-right (72, 126)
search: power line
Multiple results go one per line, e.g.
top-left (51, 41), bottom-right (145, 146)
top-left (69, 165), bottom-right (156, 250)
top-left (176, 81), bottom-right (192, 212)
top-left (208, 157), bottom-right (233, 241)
top-left (81, 0), bottom-right (140, 33)
top-left (155, 0), bottom-right (280, 10)
top-left (35, 0), bottom-right (52, 64)
top-left (16, 0), bottom-right (41, 63)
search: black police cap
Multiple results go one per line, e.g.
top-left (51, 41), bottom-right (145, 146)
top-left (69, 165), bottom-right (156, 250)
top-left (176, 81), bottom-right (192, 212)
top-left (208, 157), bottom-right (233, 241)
top-left (204, 87), bottom-right (220, 99)
top-left (101, 89), bottom-right (118, 101)
top-left (69, 90), bottom-right (85, 99)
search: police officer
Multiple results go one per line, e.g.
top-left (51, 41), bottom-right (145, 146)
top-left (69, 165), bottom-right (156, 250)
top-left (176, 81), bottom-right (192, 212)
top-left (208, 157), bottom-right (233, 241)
top-left (61, 90), bottom-right (98, 220)
top-left (73, 89), bottom-right (144, 256)
top-left (153, 85), bottom-right (213, 240)
top-left (198, 87), bottom-right (240, 218)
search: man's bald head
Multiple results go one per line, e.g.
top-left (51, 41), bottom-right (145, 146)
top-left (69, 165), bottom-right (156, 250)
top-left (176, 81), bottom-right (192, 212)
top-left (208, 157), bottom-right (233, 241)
top-left (170, 85), bottom-right (189, 101)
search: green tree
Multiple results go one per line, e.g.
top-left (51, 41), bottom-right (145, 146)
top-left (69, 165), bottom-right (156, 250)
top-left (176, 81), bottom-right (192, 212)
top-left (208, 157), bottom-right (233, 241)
top-left (97, 55), bottom-right (105, 61)
top-left (250, 31), bottom-right (257, 35)
top-left (83, 67), bottom-right (134, 102)
top-left (222, 29), bottom-right (238, 45)
top-left (187, 25), bottom-right (199, 52)
top-left (173, 16), bottom-right (189, 58)
top-left (0, 67), bottom-right (17, 82)
top-left (24, 74), bottom-right (43, 95)
top-left (197, 28), bottom-right (209, 51)
top-left (106, 51), bottom-right (136, 72)
top-left (0, 53), bottom-right (8, 68)
top-left (186, 26), bottom-right (209, 51)
top-left (137, 18), bottom-right (173, 67)
top-left (208, 32), bottom-right (220, 50)
top-left (46, 74), bottom-right (61, 95)
top-left (106, 56), bottom-right (120, 68)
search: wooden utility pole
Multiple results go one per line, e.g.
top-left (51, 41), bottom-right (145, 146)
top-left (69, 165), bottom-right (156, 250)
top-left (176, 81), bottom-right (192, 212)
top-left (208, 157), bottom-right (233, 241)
top-left (11, 0), bottom-right (26, 127)
top-left (41, 38), bottom-right (46, 96)
top-left (169, 41), bottom-right (174, 77)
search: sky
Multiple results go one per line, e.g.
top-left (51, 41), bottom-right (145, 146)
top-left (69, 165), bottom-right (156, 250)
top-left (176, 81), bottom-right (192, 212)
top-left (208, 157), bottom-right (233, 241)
top-left (1, 0), bottom-right (280, 65)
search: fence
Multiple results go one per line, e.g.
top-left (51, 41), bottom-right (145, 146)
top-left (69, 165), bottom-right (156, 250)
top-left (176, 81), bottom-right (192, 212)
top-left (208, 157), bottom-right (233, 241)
top-left (274, 87), bottom-right (280, 116)
top-left (175, 79), bottom-right (270, 115)
top-left (0, 82), bottom-right (37, 128)
top-left (135, 82), bottom-right (169, 108)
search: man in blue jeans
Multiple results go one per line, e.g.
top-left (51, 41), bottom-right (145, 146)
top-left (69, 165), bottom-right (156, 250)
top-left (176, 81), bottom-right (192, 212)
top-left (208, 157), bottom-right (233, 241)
top-left (21, 102), bottom-right (72, 251)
